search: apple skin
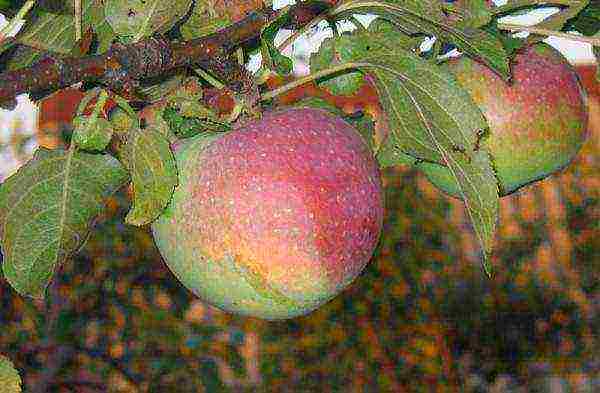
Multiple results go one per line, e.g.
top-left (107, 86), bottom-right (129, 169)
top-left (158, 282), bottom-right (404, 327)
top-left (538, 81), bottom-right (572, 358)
top-left (419, 43), bottom-right (589, 197)
top-left (152, 108), bottom-right (384, 319)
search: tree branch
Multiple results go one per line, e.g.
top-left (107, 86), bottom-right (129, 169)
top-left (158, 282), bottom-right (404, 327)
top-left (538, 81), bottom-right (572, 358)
top-left (0, 1), bottom-right (337, 106)
top-left (497, 22), bottom-right (600, 46)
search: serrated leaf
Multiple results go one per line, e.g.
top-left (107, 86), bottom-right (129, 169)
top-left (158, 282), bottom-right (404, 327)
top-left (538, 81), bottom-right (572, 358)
top-left (105, 0), bottom-right (192, 43)
top-left (124, 127), bottom-right (178, 226)
top-left (72, 116), bottom-right (114, 151)
top-left (260, 9), bottom-right (293, 75)
top-left (180, 0), bottom-right (232, 40)
top-left (350, 50), bottom-right (499, 272)
top-left (435, 149), bottom-right (498, 275)
top-left (0, 355), bottom-right (21, 393)
top-left (333, 0), bottom-right (510, 79)
top-left (0, 148), bottom-right (128, 298)
top-left (358, 53), bottom-right (487, 165)
top-left (6, 0), bottom-right (113, 70)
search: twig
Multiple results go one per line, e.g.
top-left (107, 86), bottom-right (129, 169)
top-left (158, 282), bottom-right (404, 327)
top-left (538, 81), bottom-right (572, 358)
top-left (490, 0), bottom-right (574, 16)
top-left (497, 22), bottom-right (600, 46)
top-left (0, 0), bottom-right (36, 40)
top-left (261, 62), bottom-right (359, 101)
top-left (75, 0), bottom-right (82, 41)
top-left (0, 1), bottom-right (337, 105)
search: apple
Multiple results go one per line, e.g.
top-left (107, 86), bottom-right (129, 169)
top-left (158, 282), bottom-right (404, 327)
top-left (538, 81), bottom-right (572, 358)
top-left (151, 108), bottom-right (384, 319)
top-left (419, 43), bottom-right (588, 197)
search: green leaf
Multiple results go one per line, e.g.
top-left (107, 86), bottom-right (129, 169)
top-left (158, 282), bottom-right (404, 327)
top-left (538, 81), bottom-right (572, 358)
top-left (71, 89), bottom-right (114, 151)
top-left (311, 34), bottom-right (371, 96)
top-left (72, 116), bottom-right (114, 151)
top-left (0, 355), bottom-right (21, 393)
top-left (437, 149), bottom-right (498, 275)
top-left (180, 0), bottom-right (232, 40)
top-left (349, 49), bottom-right (499, 272)
top-left (104, 0), bottom-right (192, 43)
top-left (124, 127), bottom-right (178, 226)
top-left (483, 23), bottom-right (525, 57)
top-left (333, 0), bottom-right (510, 79)
top-left (565, 1), bottom-right (600, 36)
top-left (335, 0), bottom-right (443, 35)
top-left (0, 148), bottom-right (128, 298)
top-left (5, 0), bottom-right (113, 69)
top-left (311, 25), bottom-right (420, 96)
top-left (162, 107), bottom-right (230, 139)
top-left (139, 74), bottom-right (186, 103)
top-left (161, 80), bottom-right (231, 138)
top-left (348, 113), bottom-right (378, 152)
top-left (367, 17), bottom-right (425, 46)
top-left (260, 9), bottom-right (293, 75)
top-left (455, 0), bottom-right (492, 29)
top-left (359, 53), bottom-right (486, 164)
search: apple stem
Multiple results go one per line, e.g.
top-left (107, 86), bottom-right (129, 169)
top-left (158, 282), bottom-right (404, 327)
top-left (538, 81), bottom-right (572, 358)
top-left (260, 63), bottom-right (361, 102)
top-left (497, 23), bottom-right (600, 47)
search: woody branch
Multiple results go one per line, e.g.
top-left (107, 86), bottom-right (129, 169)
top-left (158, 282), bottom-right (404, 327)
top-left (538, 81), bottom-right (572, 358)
top-left (0, 1), bottom-right (335, 106)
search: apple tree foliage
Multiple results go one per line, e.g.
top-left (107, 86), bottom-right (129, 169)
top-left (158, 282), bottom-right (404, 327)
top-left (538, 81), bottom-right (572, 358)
top-left (0, 0), bottom-right (595, 322)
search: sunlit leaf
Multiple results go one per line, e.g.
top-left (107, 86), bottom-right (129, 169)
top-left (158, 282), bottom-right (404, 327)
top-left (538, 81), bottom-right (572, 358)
top-left (310, 25), bottom-right (418, 96)
top-left (454, 0), bottom-right (492, 29)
